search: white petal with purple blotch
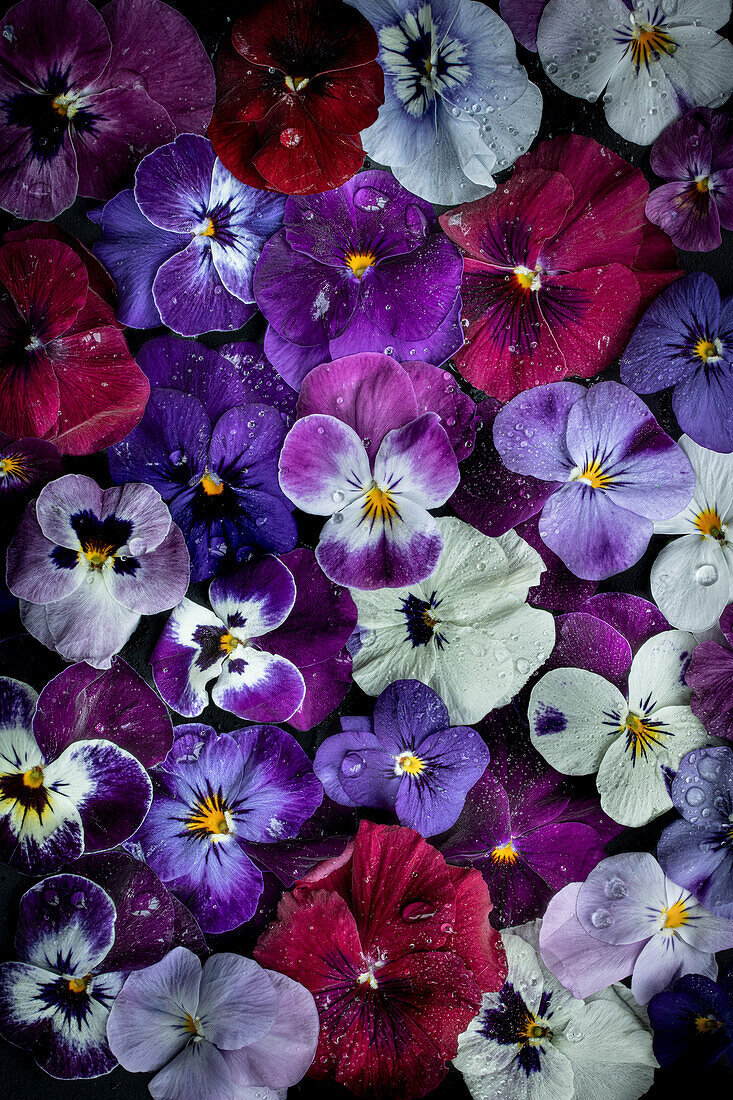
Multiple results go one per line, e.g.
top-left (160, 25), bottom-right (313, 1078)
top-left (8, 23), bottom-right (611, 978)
top-left (15, 874), bottom-right (117, 973)
top-left (209, 557), bottom-right (296, 641)
top-left (0, 742), bottom-right (85, 873)
top-left (529, 668), bottom-right (626, 776)
top-left (626, 630), bottom-right (697, 712)
top-left (152, 598), bottom-right (226, 717)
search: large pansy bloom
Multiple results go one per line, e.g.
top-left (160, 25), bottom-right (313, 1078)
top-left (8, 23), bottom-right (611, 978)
top-left (93, 135), bottom-right (286, 336)
top-left (133, 723), bottom-right (322, 934)
top-left (7, 474), bottom-right (189, 668)
top-left (108, 337), bottom-right (297, 582)
top-left (255, 820), bottom-right (507, 1099)
top-left (209, 0), bottom-right (383, 195)
top-left (440, 135), bottom-right (681, 400)
top-left (494, 380), bottom-right (695, 580)
top-left (0, 0), bottom-right (215, 220)
top-left (537, 0), bottom-right (733, 146)
top-left (254, 170), bottom-right (464, 388)
top-left (0, 234), bottom-right (149, 454)
top-left (346, 0), bottom-right (542, 205)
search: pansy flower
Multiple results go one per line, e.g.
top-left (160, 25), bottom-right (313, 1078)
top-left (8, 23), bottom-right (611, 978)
top-left (7, 474), bottom-right (189, 668)
top-left (254, 170), bottom-right (464, 387)
top-left (621, 273), bottom-right (733, 453)
top-left (687, 603), bottom-right (733, 741)
top-left (109, 336), bottom-right (297, 582)
top-left (93, 135), bottom-right (286, 336)
top-left (494, 380), bottom-right (695, 580)
top-left (539, 852), bottom-right (733, 1005)
top-left (0, 434), bottom-right (62, 498)
top-left (0, 0), bottom-right (215, 221)
top-left (209, 0), bottom-right (383, 195)
top-left (454, 921), bottom-right (657, 1100)
top-left (530, 629), bottom-right (711, 827)
top-left (255, 819), bottom-right (507, 1099)
top-left (107, 946), bottom-right (319, 1098)
top-left (349, 516), bottom-right (554, 723)
top-left (648, 973), bottom-right (733, 1069)
top-left (537, 0), bottom-right (733, 145)
top-left (439, 135), bottom-right (681, 400)
top-left (133, 722), bottom-right (322, 933)
top-left (346, 0), bottom-right (541, 204)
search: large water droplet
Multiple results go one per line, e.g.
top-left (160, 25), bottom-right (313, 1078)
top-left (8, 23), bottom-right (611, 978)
top-left (604, 876), bottom-right (628, 899)
top-left (591, 908), bottom-right (613, 929)
top-left (353, 186), bottom-right (390, 212)
top-left (685, 786), bottom-right (705, 806)
top-left (696, 564), bottom-right (719, 587)
top-left (340, 751), bottom-right (364, 778)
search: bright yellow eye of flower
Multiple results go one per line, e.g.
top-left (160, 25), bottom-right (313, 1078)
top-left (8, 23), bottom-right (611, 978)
top-left (395, 752), bottom-right (424, 776)
top-left (571, 458), bottom-right (613, 490)
top-left (695, 337), bottom-right (719, 361)
top-left (82, 542), bottom-right (115, 569)
top-left (187, 792), bottom-right (232, 840)
top-left (695, 1014), bottom-right (722, 1033)
top-left (345, 251), bottom-right (377, 279)
top-left (22, 766), bottom-right (44, 789)
top-left (0, 455), bottom-right (27, 482)
top-left (198, 218), bottom-right (216, 238)
top-left (695, 508), bottom-right (726, 541)
top-left (695, 177), bottom-right (710, 193)
top-left (68, 975), bottom-right (91, 994)
top-left (661, 897), bottom-right (690, 930)
top-left (284, 75), bottom-right (310, 92)
top-left (492, 842), bottom-right (518, 864)
top-left (362, 483), bottom-right (401, 525)
top-left (629, 23), bottom-right (676, 70)
top-left (200, 471), bottom-right (225, 496)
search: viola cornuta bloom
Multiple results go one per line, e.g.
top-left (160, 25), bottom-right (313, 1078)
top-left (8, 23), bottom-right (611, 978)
top-left (648, 973), bottom-right (733, 1069)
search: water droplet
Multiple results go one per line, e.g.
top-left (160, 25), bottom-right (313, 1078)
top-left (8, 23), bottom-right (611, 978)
top-left (685, 786), bottom-right (705, 806)
top-left (604, 876), bottom-right (628, 899)
top-left (353, 186), bottom-right (390, 212)
top-left (565, 1025), bottom-right (584, 1043)
top-left (44, 889), bottom-right (60, 906)
top-left (128, 537), bottom-right (146, 556)
top-left (516, 658), bottom-right (530, 675)
top-left (696, 564), bottom-right (719, 587)
top-left (332, 490), bottom-right (345, 503)
top-left (332, 512), bottom-right (344, 525)
top-left (591, 908), bottom-right (613, 929)
top-left (279, 128), bottom-right (301, 147)
top-left (340, 751), bottom-right (364, 777)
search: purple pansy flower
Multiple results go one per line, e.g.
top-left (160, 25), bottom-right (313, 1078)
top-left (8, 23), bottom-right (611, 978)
top-left (493, 380), bottom-right (695, 580)
top-left (621, 273), bottom-right (733, 453)
top-left (539, 852), bottom-right (733, 1005)
top-left (687, 603), bottom-right (733, 741)
top-left (646, 108), bottom-right (733, 252)
top-left (648, 973), bottom-right (733, 1068)
top-left (0, 433), bottom-right (62, 498)
top-left (6, 474), bottom-right (189, 668)
top-left (253, 169), bottom-right (464, 390)
top-left (108, 337), bottom-right (298, 582)
top-left (314, 679), bottom-right (490, 837)
top-left (93, 134), bottom-right (285, 336)
top-left (133, 723), bottom-right (322, 933)
top-left (107, 946), bottom-right (319, 1099)
top-left (0, 0), bottom-right (215, 221)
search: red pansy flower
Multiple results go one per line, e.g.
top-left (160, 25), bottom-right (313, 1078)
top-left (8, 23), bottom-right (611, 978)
top-left (209, 0), bottom-right (384, 195)
top-left (255, 819), bottom-right (507, 1099)
top-left (0, 227), bottom-right (148, 455)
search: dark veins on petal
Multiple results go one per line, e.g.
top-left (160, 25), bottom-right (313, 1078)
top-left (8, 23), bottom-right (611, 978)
top-left (399, 591), bottom-right (448, 649)
top-left (479, 981), bottom-right (553, 1076)
top-left (36, 975), bottom-right (114, 1028)
top-left (3, 65), bottom-right (98, 162)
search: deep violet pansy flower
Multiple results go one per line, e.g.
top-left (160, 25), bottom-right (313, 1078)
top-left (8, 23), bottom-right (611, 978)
top-left (133, 722), bottom-right (322, 934)
top-left (0, 0), bottom-right (215, 221)
top-left (315, 679), bottom-right (490, 836)
top-left (208, 0), bottom-right (383, 196)
top-left (254, 170), bottom-right (464, 388)
top-left (439, 134), bottom-right (681, 401)
top-left (621, 273), bottom-right (733, 453)
top-left (493, 380), bottom-right (695, 581)
top-left (0, 434), bottom-right (61, 495)
top-left (6, 474), bottom-right (189, 668)
top-left (254, 819), bottom-right (507, 1100)
top-left (108, 337), bottom-right (298, 582)
top-left (648, 973), bottom-right (733, 1069)
top-left (107, 946), bottom-right (319, 1099)
top-left (93, 135), bottom-right (286, 337)
top-left (687, 603), bottom-right (733, 742)
top-left (0, 234), bottom-right (149, 455)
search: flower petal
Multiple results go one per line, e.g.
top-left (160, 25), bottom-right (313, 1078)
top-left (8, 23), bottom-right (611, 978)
top-left (529, 667), bottom-right (626, 775)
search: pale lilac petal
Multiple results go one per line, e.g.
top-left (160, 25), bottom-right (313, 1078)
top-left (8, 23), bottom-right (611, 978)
top-left (149, 1037), bottom-right (233, 1100)
top-left (35, 474), bottom-right (104, 549)
top-left (43, 573), bottom-right (141, 668)
top-left (6, 502), bottom-right (84, 604)
top-left (575, 852), bottom-right (668, 945)
top-left (540, 484), bottom-right (653, 581)
top-left (493, 382), bottom-right (584, 479)
top-left (279, 415), bottom-right (371, 514)
top-left (631, 934), bottom-right (717, 1006)
top-left (197, 955), bottom-right (277, 1049)
top-left (104, 522), bottom-right (189, 615)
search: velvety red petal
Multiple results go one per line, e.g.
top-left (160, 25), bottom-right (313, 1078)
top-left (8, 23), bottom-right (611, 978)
top-left (0, 345), bottom-right (59, 439)
top-left (303, 62), bottom-right (383, 135)
top-left (232, 0), bottom-right (379, 74)
top-left (252, 99), bottom-right (366, 194)
top-left (4, 223), bottom-right (116, 306)
top-left (214, 42), bottom-right (283, 124)
top-left (448, 864), bottom-right (507, 994)
top-left (0, 239), bottom-right (87, 341)
top-left (208, 113), bottom-right (274, 191)
top-left (632, 221), bottom-right (683, 313)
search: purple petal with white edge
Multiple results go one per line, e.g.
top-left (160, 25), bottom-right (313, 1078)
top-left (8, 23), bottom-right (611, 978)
top-left (197, 954), bottom-right (277, 1049)
top-left (104, 521), bottom-right (189, 616)
top-left (540, 483), bottom-right (653, 581)
top-left (15, 873), bottom-right (116, 972)
top-left (688, 639), bottom-right (733, 740)
top-left (313, 727), bottom-right (385, 806)
top-left (134, 135), bottom-right (216, 233)
top-left (165, 837), bottom-right (264, 934)
top-left (6, 502), bottom-right (84, 605)
top-left (208, 162), bottom-right (285, 303)
top-left (576, 852), bottom-right (668, 946)
top-left (153, 239), bottom-right (257, 336)
top-left (209, 556), bottom-right (296, 640)
top-left (657, 819), bottom-right (731, 914)
top-left (631, 934), bottom-right (717, 1007)
top-left (279, 415), bottom-right (371, 515)
top-left (34, 475), bottom-right (104, 549)
top-left (149, 1037), bottom-right (234, 1100)
top-left (374, 413), bottom-right (459, 509)
top-left (151, 598), bottom-right (227, 717)
top-left (401, 360), bottom-right (477, 462)
top-left (212, 649), bottom-right (305, 724)
top-left (543, 612), bottom-right (633, 690)
top-left (43, 571), bottom-right (141, 669)
top-left (228, 725), bottom-right (322, 843)
top-left (528, 666), bottom-right (627, 775)
top-left (33, 657), bottom-right (173, 767)
top-left (493, 382), bottom-right (585, 480)
top-left (579, 593), bottom-right (669, 651)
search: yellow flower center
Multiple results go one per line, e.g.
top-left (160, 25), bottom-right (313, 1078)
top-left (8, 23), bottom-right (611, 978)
top-left (68, 975), bottom-right (91, 994)
top-left (695, 508), bottom-right (726, 541)
top-left (694, 337), bottom-right (720, 361)
top-left (513, 265), bottom-right (541, 291)
top-left (695, 177), bottom-right (710, 193)
top-left (186, 792), bottom-right (233, 840)
top-left (183, 1013), bottom-right (203, 1035)
top-left (629, 21), bottom-right (676, 69)
top-left (571, 457), bottom-right (613, 490)
top-left (520, 1013), bottom-right (553, 1042)
top-left (197, 218), bottom-right (216, 238)
top-left (284, 75), bottom-right (310, 92)
top-left (200, 471), bottom-right (225, 496)
top-left (362, 482), bottom-right (401, 525)
top-left (695, 1014), bottom-right (722, 1033)
top-left (356, 969), bottom-right (379, 990)
top-left (82, 541), bottom-right (115, 569)
top-left (0, 455), bottom-right (26, 481)
top-left (621, 712), bottom-right (669, 763)
top-left (661, 897), bottom-right (690, 930)
top-left (345, 251), bottom-right (377, 279)
top-left (52, 93), bottom-right (79, 118)
top-left (22, 765), bottom-right (45, 789)
top-left (219, 631), bottom-right (240, 655)
top-left (491, 842), bottom-right (518, 864)
top-left (395, 752), bottom-right (424, 776)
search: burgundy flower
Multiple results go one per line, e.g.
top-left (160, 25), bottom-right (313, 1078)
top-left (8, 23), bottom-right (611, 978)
top-left (209, 0), bottom-right (384, 195)
top-left (255, 819), bottom-right (507, 1099)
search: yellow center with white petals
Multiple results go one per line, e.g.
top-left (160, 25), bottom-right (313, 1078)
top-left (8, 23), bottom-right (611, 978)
top-left (695, 508), bottom-right (726, 542)
top-left (362, 483), bottom-right (400, 525)
top-left (52, 93), bottom-right (80, 118)
top-left (661, 897), bottom-right (690, 930)
top-left (570, 458), bottom-right (613, 490)
top-left (629, 21), bottom-right (676, 69)
top-left (197, 218), bottom-right (216, 238)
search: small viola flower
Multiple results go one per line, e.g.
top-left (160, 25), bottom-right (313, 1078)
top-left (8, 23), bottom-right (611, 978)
top-left (7, 474), bottom-right (189, 668)
top-left (651, 436), bottom-right (733, 630)
top-left (0, 0), bottom-right (215, 220)
top-left (109, 336), bottom-right (297, 582)
top-left (349, 516), bottom-right (554, 723)
top-left (133, 723), bottom-right (322, 933)
top-left (539, 852), bottom-right (733, 1005)
top-left (455, 921), bottom-right (657, 1100)
top-left (315, 679), bottom-right (490, 836)
top-left (529, 629), bottom-right (710, 827)
top-left (346, 0), bottom-right (541, 204)
top-left (0, 434), bottom-right (62, 497)
top-left (537, 0), bottom-right (733, 145)
top-left (93, 135), bottom-right (286, 336)
top-left (0, 235), bottom-right (149, 455)
top-left (646, 107), bottom-right (733, 251)
top-left (494, 381), bottom-right (695, 581)
top-left (648, 973), bottom-right (733, 1069)
top-left (621, 273), bottom-right (733, 453)
top-left (254, 170), bottom-right (464, 388)
top-left (687, 603), bottom-right (733, 741)
top-left (254, 819), bottom-right (507, 1099)
top-left (209, 0), bottom-right (383, 195)
top-left (439, 135), bottom-right (681, 400)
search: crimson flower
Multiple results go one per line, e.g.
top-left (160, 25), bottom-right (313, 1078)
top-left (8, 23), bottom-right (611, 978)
top-left (209, 0), bottom-right (384, 195)
top-left (255, 819), bottom-right (507, 1099)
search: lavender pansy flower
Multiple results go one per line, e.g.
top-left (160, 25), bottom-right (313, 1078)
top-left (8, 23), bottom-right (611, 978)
top-left (6, 474), bottom-right (189, 668)
top-left (133, 723), bottom-right (322, 933)
top-left (93, 134), bottom-right (285, 336)
top-left (621, 273), bottom-right (733, 453)
top-left (687, 603), bottom-right (733, 741)
top-left (109, 337), bottom-right (297, 582)
top-left (254, 170), bottom-right (464, 389)
top-left (539, 852), bottom-right (733, 1005)
top-left (493, 380), bottom-right (695, 581)
top-left (648, 973), bottom-right (733, 1069)
top-left (315, 679), bottom-right (490, 837)
top-left (107, 946), bottom-right (319, 1100)
top-left (646, 107), bottom-right (733, 252)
